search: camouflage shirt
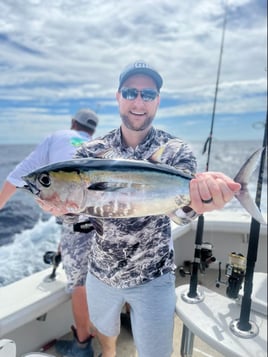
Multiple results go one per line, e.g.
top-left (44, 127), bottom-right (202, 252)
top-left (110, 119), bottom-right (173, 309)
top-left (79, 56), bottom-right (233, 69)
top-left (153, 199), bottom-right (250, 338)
top-left (74, 127), bottom-right (197, 288)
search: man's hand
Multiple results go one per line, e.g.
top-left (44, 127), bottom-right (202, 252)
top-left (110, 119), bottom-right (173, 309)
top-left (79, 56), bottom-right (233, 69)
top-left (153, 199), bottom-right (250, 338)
top-left (189, 172), bottom-right (241, 214)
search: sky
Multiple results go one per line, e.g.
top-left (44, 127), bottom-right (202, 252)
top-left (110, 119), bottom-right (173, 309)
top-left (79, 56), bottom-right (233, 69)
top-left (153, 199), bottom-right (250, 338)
top-left (0, 0), bottom-right (267, 145)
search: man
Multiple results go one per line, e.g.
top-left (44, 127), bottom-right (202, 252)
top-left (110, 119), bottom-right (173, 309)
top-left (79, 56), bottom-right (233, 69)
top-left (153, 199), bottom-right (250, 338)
top-left (0, 108), bottom-right (99, 357)
top-left (38, 61), bottom-right (241, 357)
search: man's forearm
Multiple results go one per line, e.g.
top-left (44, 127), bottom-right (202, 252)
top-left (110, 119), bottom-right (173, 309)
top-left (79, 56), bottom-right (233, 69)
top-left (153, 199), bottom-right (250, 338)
top-left (0, 181), bottom-right (17, 209)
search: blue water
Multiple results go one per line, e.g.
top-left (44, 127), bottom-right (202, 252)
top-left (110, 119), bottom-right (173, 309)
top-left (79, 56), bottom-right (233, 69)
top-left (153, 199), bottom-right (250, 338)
top-left (0, 141), bottom-right (266, 287)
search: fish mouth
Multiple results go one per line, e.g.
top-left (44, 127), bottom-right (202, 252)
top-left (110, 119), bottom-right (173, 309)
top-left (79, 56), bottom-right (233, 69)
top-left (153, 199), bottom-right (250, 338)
top-left (23, 182), bottom-right (41, 196)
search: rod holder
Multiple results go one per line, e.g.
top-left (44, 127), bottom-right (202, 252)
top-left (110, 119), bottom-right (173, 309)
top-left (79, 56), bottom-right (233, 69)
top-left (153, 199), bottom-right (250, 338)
top-left (181, 289), bottom-right (205, 304)
top-left (229, 318), bottom-right (259, 339)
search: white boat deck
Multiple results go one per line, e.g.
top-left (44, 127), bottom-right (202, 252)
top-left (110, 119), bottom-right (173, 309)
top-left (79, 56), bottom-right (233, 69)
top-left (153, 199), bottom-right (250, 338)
top-left (1, 212), bottom-right (266, 357)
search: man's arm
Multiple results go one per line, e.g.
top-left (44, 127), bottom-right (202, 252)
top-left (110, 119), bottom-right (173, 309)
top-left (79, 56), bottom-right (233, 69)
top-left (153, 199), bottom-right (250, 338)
top-left (0, 181), bottom-right (17, 210)
top-left (0, 135), bottom-right (52, 211)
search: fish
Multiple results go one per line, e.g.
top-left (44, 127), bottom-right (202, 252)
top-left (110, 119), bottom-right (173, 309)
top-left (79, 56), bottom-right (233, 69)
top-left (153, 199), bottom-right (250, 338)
top-left (21, 147), bottom-right (266, 225)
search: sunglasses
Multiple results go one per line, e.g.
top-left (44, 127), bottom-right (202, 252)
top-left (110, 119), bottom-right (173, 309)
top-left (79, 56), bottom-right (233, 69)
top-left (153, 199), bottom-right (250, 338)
top-left (120, 87), bottom-right (159, 102)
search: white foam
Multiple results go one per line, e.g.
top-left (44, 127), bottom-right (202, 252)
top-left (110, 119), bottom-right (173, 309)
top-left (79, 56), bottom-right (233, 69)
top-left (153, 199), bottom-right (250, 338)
top-left (0, 216), bottom-right (61, 286)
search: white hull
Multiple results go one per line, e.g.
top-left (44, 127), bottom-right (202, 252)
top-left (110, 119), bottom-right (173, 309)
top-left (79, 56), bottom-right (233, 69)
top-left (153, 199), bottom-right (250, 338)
top-left (0, 267), bottom-right (73, 356)
top-left (0, 212), bottom-right (267, 356)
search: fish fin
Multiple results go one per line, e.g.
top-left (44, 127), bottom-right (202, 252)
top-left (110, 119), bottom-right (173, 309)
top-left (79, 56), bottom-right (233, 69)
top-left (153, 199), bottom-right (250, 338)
top-left (148, 139), bottom-right (183, 163)
top-left (95, 226), bottom-right (104, 236)
top-left (234, 148), bottom-right (266, 225)
top-left (148, 146), bottom-right (166, 163)
top-left (78, 212), bottom-right (104, 236)
top-left (95, 148), bottom-right (117, 159)
top-left (90, 218), bottom-right (104, 236)
top-left (88, 182), bottom-right (128, 191)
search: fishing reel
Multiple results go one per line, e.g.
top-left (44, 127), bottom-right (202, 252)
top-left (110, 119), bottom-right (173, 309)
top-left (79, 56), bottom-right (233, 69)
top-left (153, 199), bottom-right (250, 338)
top-left (179, 242), bottom-right (216, 277)
top-left (216, 252), bottom-right (246, 299)
top-left (199, 242), bottom-right (216, 272)
top-left (43, 251), bottom-right (62, 280)
top-left (43, 251), bottom-right (62, 266)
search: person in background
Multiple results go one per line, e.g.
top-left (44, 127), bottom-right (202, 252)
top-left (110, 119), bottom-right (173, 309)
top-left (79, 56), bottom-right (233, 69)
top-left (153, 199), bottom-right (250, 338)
top-left (35, 61), bottom-right (241, 357)
top-left (0, 108), bottom-right (99, 357)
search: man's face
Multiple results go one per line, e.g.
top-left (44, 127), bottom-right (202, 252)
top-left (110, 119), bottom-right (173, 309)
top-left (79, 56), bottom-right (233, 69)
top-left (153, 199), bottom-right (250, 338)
top-left (116, 74), bottom-right (160, 132)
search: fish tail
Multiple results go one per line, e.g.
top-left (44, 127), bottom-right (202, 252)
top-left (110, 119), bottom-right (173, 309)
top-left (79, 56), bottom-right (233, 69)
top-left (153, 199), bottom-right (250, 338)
top-left (234, 147), bottom-right (266, 225)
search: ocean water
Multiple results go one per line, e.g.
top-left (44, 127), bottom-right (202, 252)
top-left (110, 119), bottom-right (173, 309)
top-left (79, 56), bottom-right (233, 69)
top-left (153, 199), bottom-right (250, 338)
top-left (0, 141), bottom-right (266, 287)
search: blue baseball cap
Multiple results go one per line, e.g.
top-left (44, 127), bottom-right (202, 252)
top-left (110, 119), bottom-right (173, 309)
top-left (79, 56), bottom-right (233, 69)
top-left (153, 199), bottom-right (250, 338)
top-left (118, 60), bottom-right (163, 91)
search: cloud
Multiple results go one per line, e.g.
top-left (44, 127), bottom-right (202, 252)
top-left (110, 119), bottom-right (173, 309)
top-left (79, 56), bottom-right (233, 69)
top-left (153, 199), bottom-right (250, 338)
top-left (0, 0), bottom-right (266, 143)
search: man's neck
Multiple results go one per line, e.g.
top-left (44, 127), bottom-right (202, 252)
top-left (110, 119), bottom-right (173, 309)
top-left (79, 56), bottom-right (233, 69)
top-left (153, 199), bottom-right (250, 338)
top-left (121, 126), bottom-right (151, 149)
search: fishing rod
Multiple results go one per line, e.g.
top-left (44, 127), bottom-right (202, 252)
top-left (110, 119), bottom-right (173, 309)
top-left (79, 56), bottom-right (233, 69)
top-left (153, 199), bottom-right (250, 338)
top-left (230, 113), bottom-right (267, 336)
top-left (186, 6), bottom-right (228, 300)
top-left (202, 9), bottom-right (228, 170)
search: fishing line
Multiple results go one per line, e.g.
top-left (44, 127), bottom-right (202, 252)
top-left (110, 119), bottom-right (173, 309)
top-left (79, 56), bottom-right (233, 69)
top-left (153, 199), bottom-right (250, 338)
top-left (187, 4), bottom-right (228, 299)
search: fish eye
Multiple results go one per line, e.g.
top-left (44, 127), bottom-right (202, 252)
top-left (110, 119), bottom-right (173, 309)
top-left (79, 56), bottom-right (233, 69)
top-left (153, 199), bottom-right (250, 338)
top-left (37, 173), bottom-right (51, 187)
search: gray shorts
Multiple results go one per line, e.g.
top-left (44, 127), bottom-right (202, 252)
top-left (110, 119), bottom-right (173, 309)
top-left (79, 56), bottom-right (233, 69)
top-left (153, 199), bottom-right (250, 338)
top-left (60, 223), bottom-right (94, 292)
top-left (86, 272), bottom-right (176, 357)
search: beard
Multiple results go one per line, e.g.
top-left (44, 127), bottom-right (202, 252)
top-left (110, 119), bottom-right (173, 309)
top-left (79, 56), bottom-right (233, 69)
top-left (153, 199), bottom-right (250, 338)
top-left (120, 113), bottom-right (155, 132)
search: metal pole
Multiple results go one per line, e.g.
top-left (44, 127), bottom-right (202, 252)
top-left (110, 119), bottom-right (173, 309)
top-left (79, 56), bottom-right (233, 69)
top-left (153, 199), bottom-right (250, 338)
top-left (238, 114), bottom-right (267, 330)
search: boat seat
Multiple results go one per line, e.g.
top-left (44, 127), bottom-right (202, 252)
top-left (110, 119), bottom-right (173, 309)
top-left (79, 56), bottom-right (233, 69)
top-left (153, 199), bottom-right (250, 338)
top-left (0, 339), bottom-right (16, 357)
top-left (0, 266), bottom-right (70, 338)
top-left (237, 272), bottom-right (267, 315)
